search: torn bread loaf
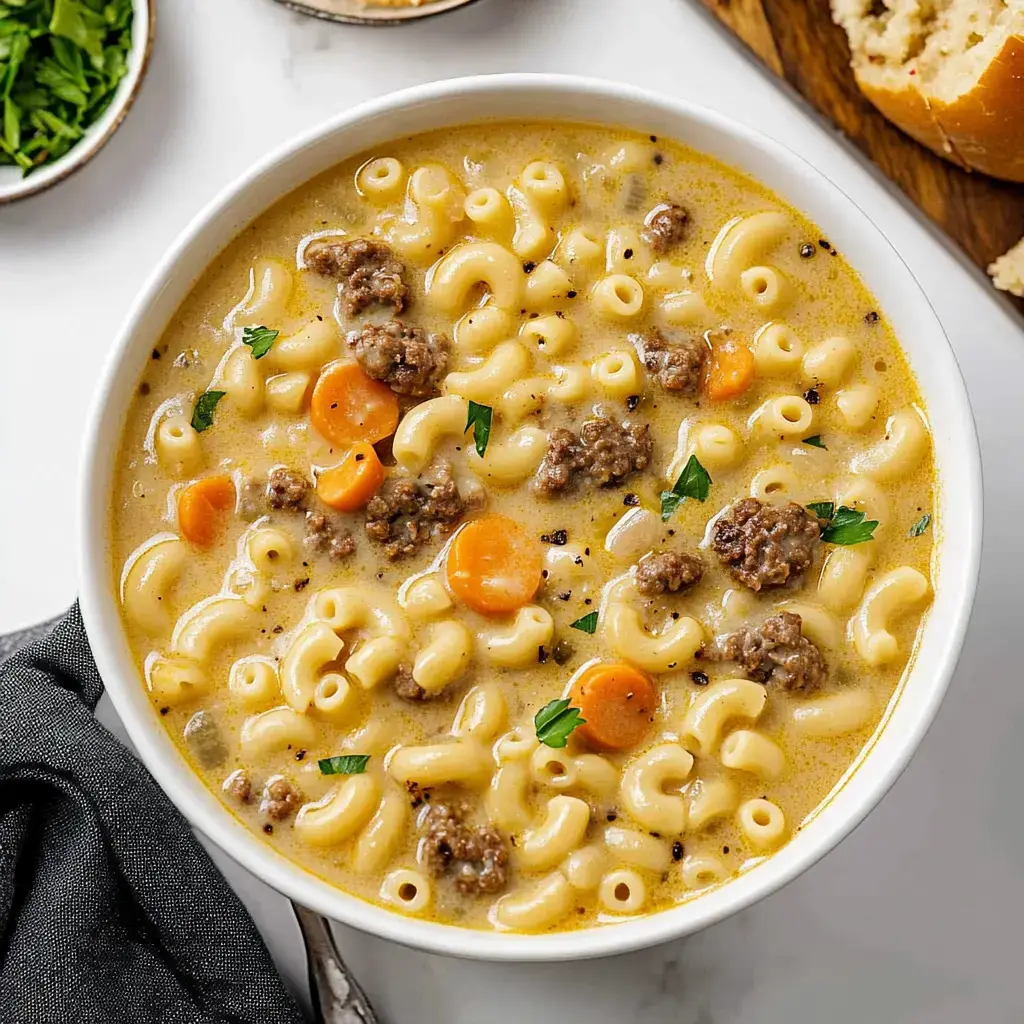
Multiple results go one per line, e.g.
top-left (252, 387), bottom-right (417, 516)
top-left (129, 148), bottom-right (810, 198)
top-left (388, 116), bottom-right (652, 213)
top-left (831, 1), bottom-right (1024, 182)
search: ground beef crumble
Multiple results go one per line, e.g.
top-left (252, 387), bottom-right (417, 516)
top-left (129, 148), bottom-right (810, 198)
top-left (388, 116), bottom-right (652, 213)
top-left (365, 460), bottom-right (466, 559)
top-left (419, 801), bottom-right (509, 896)
top-left (636, 550), bottom-right (705, 596)
top-left (267, 467), bottom-right (310, 510)
top-left (707, 611), bottom-right (827, 692)
top-left (711, 498), bottom-right (821, 591)
top-left (347, 319), bottom-right (450, 396)
top-left (393, 664), bottom-right (431, 702)
top-left (224, 770), bottom-right (251, 803)
top-left (534, 418), bottom-right (652, 494)
top-left (261, 777), bottom-right (303, 821)
top-left (305, 237), bottom-right (409, 317)
top-left (304, 510), bottom-right (356, 560)
top-left (635, 327), bottom-right (708, 394)
top-left (641, 201), bottom-right (689, 253)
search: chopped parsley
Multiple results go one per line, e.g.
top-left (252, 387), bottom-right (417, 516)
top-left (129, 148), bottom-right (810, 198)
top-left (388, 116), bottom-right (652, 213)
top-left (465, 400), bottom-right (492, 458)
top-left (318, 754), bottom-right (369, 776)
top-left (241, 325), bottom-right (279, 359)
top-left (802, 435), bottom-right (827, 450)
top-left (909, 513), bottom-right (931, 537)
top-left (806, 501), bottom-right (835, 520)
top-left (570, 611), bottom-right (598, 634)
top-left (0, 0), bottom-right (135, 175)
top-left (820, 505), bottom-right (879, 546)
top-left (190, 390), bottom-right (225, 433)
top-left (534, 698), bottom-right (586, 749)
top-left (660, 453), bottom-right (711, 520)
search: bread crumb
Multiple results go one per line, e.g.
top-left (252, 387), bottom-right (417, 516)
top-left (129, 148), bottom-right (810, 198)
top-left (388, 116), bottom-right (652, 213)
top-left (989, 237), bottom-right (1024, 298)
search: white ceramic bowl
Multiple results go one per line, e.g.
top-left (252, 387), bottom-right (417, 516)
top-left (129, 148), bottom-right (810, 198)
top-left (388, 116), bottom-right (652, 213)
top-left (0, 0), bottom-right (153, 204)
top-left (78, 75), bottom-right (982, 961)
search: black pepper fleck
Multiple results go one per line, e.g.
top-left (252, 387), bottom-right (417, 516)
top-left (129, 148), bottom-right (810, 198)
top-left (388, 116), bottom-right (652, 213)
top-left (262, 824), bottom-right (274, 835)
top-left (295, 749), bottom-right (306, 761)
top-left (691, 670), bottom-right (709, 686)
top-left (523, 261), bottom-right (536, 273)
top-left (151, 349), bottom-right (160, 360)
top-left (799, 243), bottom-right (816, 259)
top-left (626, 395), bottom-right (640, 412)
top-left (623, 248), bottom-right (633, 260)
top-left (540, 529), bottom-right (568, 546)
top-left (623, 493), bottom-right (640, 507)
top-left (653, 153), bottom-right (663, 165)
top-left (864, 310), bottom-right (880, 324)
top-left (537, 645), bottom-right (548, 664)
top-left (672, 841), bottom-right (684, 862)
top-left (566, 290), bottom-right (577, 299)
top-left (803, 387), bottom-right (820, 405)
top-left (159, 706), bottom-right (169, 716)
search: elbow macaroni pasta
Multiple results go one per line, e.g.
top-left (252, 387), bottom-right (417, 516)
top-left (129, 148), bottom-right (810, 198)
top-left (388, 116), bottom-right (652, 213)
top-left (112, 120), bottom-right (937, 935)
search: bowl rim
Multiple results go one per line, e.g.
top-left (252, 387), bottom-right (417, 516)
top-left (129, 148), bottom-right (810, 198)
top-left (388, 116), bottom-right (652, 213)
top-left (78, 73), bottom-right (982, 961)
top-left (277, 0), bottom-right (483, 26)
top-left (0, 0), bottom-right (154, 205)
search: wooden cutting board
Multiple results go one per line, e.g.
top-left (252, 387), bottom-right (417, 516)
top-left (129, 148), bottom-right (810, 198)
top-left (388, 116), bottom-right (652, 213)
top-left (694, 0), bottom-right (1024, 314)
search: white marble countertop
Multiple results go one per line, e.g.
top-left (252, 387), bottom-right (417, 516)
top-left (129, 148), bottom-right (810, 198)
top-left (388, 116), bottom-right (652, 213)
top-left (3, 0), bottom-right (1024, 1019)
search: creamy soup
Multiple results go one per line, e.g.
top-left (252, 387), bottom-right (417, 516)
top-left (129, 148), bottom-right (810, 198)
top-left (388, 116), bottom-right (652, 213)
top-left (110, 122), bottom-right (935, 933)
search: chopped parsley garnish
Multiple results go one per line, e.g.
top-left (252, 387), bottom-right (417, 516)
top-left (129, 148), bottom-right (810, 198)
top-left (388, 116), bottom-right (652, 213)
top-left (190, 390), bottom-right (225, 433)
top-left (909, 513), bottom-right (931, 537)
top-left (802, 435), bottom-right (827, 450)
top-left (0, 0), bottom-right (134, 175)
top-left (241, 325), bottom-right (279, 359)
top-left (660, 453), bottom-right (711, 520)
top-left (570, 611), bottom-right (598, 634)
top-left (806, 501), bottom-right (835, 520)
top-left (534, 698), bottom-right (586, 749)
top-left (820, 505), bottom-right (879, 546)
top-left (465, 400), bottom-right (492, 458)
top-left (318, 754), bottom-right (369, 776)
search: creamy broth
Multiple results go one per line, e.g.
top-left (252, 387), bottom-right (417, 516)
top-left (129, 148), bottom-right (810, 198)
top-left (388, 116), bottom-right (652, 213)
top-left (110, 122), bottom-right (935, 932)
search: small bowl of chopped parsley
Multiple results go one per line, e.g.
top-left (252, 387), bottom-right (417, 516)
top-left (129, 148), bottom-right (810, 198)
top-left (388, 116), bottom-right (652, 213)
top-left (0, 0), bottom-right (152, 203)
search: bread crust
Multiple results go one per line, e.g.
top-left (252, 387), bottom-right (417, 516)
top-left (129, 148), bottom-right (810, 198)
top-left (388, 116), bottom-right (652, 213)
top-left (934, 33), bottom-right (1024, 183)
top-left (854, 32), bottom-right (1024, 182)
top-left (855, 75), bottom-right (967, 169)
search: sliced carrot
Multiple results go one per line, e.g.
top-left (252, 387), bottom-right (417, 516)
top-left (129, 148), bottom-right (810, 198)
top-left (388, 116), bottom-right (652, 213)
top-left (178, 475), bottom-right (236, 548)
top-left (706, 336), bottom-right (755, 401)
top-left (569, 662), bottom-right (657, 752)
top-left (316, 443), bottom-right (385, 511)
top-left (445, 514), bottom-right (544, 616)
top-left (310, 360), bottom-right (399, 448)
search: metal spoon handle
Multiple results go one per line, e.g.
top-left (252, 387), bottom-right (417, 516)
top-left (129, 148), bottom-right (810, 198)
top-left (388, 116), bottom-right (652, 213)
top-left (293, 902), bottom-right (381, 1024)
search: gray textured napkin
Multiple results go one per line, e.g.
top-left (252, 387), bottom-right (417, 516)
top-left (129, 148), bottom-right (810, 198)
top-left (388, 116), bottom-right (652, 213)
top-left (0, 603), bottom-right (305, 1024)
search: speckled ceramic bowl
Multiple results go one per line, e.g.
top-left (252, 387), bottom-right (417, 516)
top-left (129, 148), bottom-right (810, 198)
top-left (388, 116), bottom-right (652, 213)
top-left (79, 75), bottom-right (981, 961)
top-left (0, 0), bottom-right (153, 205)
